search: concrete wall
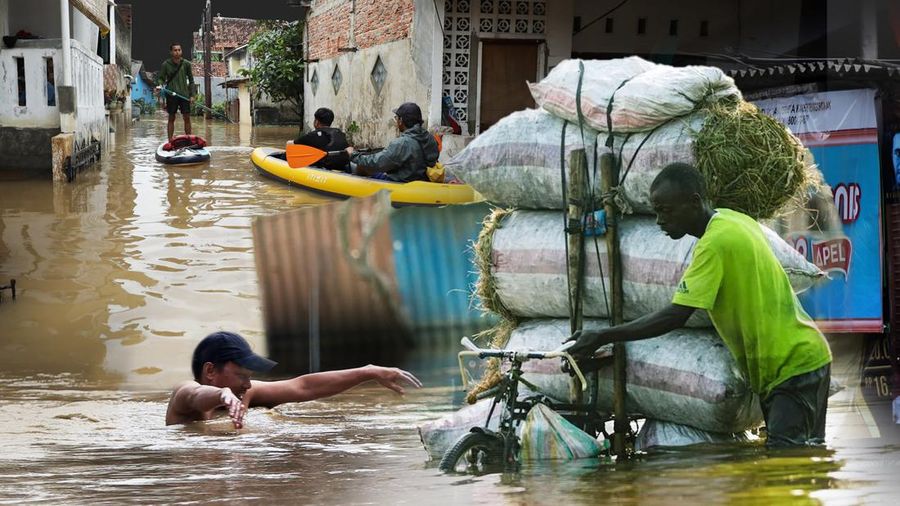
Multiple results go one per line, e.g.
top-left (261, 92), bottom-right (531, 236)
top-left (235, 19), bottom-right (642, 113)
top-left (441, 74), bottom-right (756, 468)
top-left (0, 126), bottom-right (60, 171)
top-left (304, 0), bottom-right (437, 147)
top-left (70, 38), bottom-right (106, 146)
top-left (194, 76), bottom-right (227, 105)
top-left (410, 0), bottom-right (443, 130)
top-left (305, 38), bottom-right (431, 148)
top-left (0, 39), bottom-right (61, 128)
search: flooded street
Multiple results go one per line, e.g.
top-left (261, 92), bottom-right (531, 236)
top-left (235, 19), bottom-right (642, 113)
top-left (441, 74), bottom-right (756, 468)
top-left (1, 116), bottom-right (900, 504)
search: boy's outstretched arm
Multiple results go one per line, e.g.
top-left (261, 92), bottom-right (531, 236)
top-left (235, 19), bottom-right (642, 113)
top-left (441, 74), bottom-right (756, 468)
top-left (247, 365), bottom-right (422, 408)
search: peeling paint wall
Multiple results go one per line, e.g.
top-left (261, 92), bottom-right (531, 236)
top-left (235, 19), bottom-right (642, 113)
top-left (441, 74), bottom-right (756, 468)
top-left (0, 41), bottom-right (61, 128)
top-left (304, 0), bottom-right (439, 148)
top-left (305, 38), bottom-right (431, 148)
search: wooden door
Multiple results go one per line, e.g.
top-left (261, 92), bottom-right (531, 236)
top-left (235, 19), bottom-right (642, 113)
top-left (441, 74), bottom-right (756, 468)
top-left (478, 40), bottom-right (538, 133)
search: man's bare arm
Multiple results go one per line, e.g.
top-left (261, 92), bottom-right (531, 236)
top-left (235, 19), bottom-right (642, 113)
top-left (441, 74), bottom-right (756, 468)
top-left (247, 365), bottom-right (422, 408)
top-left (166, 382), bottom-right (246, 428)
top-left (567, 303), bottom-right (696, 357)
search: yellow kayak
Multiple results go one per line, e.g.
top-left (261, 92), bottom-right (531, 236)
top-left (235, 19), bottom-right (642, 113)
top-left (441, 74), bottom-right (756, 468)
top-left (250, 147), bottom-right (479, 206)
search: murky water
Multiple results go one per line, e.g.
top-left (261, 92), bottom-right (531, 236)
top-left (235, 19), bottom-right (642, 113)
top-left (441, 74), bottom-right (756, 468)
top-left (1, 116), bottom-right (899, 504)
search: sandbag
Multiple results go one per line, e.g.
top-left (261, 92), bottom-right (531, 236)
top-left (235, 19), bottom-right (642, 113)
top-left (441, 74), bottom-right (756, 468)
top-left (505, 319), bottom-right (764, 433)
top-left (417, 399), bottom-right (503, 461)
top-left (483, 211), bottom-right (824, 322)
top-left (520, 403), bottom-right (602, 461)
top-left (445, 108), bottom-right (598, 209)
top-left (635, 419), bottom-right (752, 451)
top-left (529, 57), bottom-right (740, 133)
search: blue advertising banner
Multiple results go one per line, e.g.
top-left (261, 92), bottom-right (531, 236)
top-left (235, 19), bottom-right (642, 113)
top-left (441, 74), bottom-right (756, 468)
top-left (755, 89), bottom-right (883, 333)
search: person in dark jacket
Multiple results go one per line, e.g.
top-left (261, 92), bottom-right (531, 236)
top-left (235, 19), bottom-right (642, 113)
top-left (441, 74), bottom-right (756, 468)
top-left (346, 102), bottom-right (438, 182)
top-left (294, 108), bottom-right (350, 172)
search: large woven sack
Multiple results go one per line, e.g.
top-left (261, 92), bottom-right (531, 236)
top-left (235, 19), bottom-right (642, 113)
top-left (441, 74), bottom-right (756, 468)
top-left (600, 113), bottom-right (703, 214)
top-left (529, 57), bottom-right (740, 133)
top-left (446, 108), bottom-right (598, 209)
top-left (635, 419), bottom-right (752, 451)
top-left (505, 319), bottom-right (764, 433)
top-left (485, 211), bottom-right (824, 322)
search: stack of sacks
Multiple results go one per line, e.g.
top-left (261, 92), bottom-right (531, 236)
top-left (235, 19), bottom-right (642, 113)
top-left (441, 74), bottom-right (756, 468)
top-left (447, 57), bottom-right (824, 220)
top-left (420, 57), bottom-right (830, 457)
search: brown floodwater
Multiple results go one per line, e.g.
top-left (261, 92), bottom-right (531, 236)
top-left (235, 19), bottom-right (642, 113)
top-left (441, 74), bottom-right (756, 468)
top-left (1, 116), bottom-right (899, 504)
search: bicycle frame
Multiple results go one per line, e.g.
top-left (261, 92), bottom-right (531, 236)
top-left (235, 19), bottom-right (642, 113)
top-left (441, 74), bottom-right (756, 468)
top-left (453, 338), bottom-right (602, 470)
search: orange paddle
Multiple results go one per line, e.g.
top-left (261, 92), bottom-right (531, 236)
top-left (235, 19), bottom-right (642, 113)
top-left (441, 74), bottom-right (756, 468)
top-left (285, 143), bottom-right (329, 168)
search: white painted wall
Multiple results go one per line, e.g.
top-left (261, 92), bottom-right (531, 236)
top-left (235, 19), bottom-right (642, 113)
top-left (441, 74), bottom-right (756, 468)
top-left (71, 8), bottom-right (98, 55)
top-left (305, 38), bottom-right (431, 148)
top-left (0, 40), bottom-right (61, 128)
top-left (411, 0), bottom-right (442, 128)
top-left (70, 37), bottom-right (106, 145)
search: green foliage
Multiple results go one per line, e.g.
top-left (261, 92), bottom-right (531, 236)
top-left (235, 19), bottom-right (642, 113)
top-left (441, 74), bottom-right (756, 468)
top-left (346, 121), bottom-right (360, 145)
top-left (212, 102), bottom-right (227, 118)
top-left (240, 20), bottom-right (304, 117)
top-left (133, 98), bottom-right (156, 115)
top-left (191, 94), bottom-right (205, 116)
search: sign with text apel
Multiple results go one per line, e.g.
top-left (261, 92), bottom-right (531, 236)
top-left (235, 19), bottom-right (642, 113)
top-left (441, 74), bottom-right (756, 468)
top-left (755, 89), bottom-right (883, 333)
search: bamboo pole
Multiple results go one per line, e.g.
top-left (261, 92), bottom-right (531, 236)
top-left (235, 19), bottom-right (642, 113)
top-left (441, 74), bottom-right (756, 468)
top-left (566, 149), bottom-right (587, 407)
top-left (566, 149), bottom-right (588, 335)
top-left (600, 152), bottom-right (628, 457)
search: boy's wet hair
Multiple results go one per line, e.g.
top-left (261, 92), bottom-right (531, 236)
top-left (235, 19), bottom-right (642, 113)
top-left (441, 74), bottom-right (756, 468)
top-left (651, 162), bottom-right (708, 200)
top-left (314, 108), bottom-right (335, 126)
top-left (170, 43), bottom-right (182, 50)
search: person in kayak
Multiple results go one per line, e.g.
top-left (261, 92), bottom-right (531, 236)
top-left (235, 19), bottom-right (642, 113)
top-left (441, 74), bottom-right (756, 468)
top-left (346, 102), bottom-right (438, 182)
top-left (294, 108), bottom-right (350, 172)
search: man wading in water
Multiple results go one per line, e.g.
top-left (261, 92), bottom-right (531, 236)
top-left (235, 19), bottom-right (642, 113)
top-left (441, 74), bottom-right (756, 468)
top-left (166, 331), bottom-right (422, 428)
top-left (568, 163), bottom-right (833, 447)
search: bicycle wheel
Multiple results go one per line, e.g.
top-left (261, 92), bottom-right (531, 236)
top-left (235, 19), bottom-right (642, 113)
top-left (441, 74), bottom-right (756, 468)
top-left (438, 431), bottom-right (505, 473)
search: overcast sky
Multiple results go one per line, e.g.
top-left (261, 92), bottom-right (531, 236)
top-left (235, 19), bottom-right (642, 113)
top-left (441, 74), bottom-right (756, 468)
top-left (118, 0), bottom-right (302, 70)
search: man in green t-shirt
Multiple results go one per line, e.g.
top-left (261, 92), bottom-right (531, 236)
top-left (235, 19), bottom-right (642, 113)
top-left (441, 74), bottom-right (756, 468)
top-left (155, 43), bottom-right (195, 141)
top-left (568, 162), bottom-right (832, 446)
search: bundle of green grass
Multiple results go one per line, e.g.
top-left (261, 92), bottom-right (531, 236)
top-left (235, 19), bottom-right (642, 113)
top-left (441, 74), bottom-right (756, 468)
top-left (691, 99), bottom-right (817, 220)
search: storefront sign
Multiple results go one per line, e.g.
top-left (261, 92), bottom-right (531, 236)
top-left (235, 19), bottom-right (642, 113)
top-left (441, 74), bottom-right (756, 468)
top-left (755, 89), bottom-right (883, 333)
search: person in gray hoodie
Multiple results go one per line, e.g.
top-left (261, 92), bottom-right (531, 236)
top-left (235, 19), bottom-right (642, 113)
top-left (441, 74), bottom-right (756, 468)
top-left (346, 102), bottom-right (439, 182)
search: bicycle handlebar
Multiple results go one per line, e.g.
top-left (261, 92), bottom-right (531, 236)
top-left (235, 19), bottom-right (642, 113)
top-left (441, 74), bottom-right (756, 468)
top-left (457, 337), bottom-right (588, 391)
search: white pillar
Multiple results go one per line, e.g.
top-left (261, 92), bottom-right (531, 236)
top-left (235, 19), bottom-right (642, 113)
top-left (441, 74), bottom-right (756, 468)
top-left (60, 0), bottom-right (72, 86)
top-left (427, 0), bottom-right (444, 129)
top-left (60, 0), bottom-right (76, 133)
top-left (108, 1), bottom-right (116, 66)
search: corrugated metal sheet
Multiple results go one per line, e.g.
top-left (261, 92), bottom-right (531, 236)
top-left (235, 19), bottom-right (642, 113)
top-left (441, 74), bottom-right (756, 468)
top-left (390, 202), bottom-right (494, 346)
top-left (253, 192), bottom-right (410, 373)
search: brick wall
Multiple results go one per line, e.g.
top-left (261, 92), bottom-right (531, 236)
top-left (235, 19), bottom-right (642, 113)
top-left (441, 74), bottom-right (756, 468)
top-left (308, 0), bottom-right (415, 61)
top-left (192, 17), bottom-right (264, 77)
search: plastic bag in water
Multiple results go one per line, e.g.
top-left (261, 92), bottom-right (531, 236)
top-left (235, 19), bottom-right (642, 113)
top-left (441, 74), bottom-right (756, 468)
top-left (519, 403), bottom-right (602, 460)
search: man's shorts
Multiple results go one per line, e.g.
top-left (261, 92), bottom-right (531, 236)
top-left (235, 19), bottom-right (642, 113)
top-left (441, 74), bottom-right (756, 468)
top-left (166, 96), bottom-right (190, 115)
top-left (761, 363), bottom-right (831, 446)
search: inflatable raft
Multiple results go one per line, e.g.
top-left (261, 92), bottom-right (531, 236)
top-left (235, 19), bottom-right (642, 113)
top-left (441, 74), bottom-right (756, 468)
top-left (156, 135), bottom-right (211, 165)
top-left (250, 147), bottom-right (479, 206)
